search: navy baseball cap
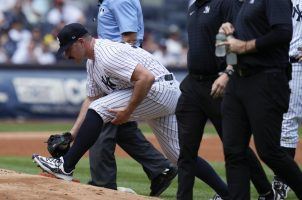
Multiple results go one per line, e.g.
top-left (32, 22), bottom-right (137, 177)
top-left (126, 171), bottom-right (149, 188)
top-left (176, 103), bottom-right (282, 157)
top-left (57, 23), bottom-right (88, 56)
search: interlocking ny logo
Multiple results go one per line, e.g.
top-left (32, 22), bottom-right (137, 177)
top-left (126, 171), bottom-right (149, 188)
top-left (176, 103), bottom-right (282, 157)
top-left (101, 75), bottom-right (116, 90)
top-left (203, 6), bottom-right (210, 14)
top-left (293, 4), bottom-right (302, 22)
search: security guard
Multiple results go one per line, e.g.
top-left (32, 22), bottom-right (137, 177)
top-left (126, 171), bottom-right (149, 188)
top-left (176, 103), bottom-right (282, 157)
top-left (176, 0), bottom-right (273, 199)
top-left (220, 0), bottom-right (302, 199)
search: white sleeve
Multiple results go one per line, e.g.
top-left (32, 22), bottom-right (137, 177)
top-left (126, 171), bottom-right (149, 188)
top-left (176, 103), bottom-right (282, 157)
top-left (86, 60), bottom-right (104, 97)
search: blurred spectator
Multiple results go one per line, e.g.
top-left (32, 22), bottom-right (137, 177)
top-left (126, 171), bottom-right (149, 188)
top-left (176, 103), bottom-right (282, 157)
top-left (164, 24), bottom-right (184, 67)
top-left (30, 27), bottom-right (55, 65)
top-left (179, 42), bottom-right (188, 68)
top-left (0, 11), bottom-right (4, 26)
top-left (10, 19), bottom-right (32, 64)
top-left (33, 36), bottom-right (56, 65)
top-left (0, 0), bottom-right (188, 67)
top-left (47, 0), bottom-right (86, 25)
top-left (0, 0), bottom-right (17, 12)
top-left (152, 39), bottom-right (171, 67)
top-left (0, 34), bottom-right (8, 63)
top-left (22, 0), bottom-right (50, 25)
top-left (1, 32), bottom-right (16, 61)
top-left (165, 25), bottom-right (182, 56)
top-left (143, 32), bottom-right (159, 53)
top-left (43, 33), bottom-right (60, 54)
top-left (2, 0), bottom-right (30, 31)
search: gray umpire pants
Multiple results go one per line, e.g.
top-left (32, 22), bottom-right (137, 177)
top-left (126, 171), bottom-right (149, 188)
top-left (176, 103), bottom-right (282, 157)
top-left (89, 121), bottom-right (171, 189)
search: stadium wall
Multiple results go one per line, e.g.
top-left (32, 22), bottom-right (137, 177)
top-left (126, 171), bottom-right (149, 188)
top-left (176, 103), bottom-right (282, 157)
top-left (0, 65), bottom-right (187, 119)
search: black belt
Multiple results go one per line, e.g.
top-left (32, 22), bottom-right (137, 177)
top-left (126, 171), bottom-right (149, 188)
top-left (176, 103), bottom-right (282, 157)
top-left (235, 67), bottom-right (262, 77)
top-left (235, 66), bottom-right (283, 77)
top-left (189, 73), bottom-right (218, 81)
top-left (164, 74), bottom-right (173, 81)
top-left (289, 56), bottom-right (299, 63)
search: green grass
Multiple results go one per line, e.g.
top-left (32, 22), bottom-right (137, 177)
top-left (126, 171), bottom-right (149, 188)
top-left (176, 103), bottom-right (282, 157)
top-left (0, 121), bottom-right (73, 132)
top-left (0, 156), bottom-right (299, 200)
top-left (0, 121), bottom-right (301, 137)
top-left (0, 121), bottom-right (221, 135)
top-left (0, 121), bottom-right (153, 134)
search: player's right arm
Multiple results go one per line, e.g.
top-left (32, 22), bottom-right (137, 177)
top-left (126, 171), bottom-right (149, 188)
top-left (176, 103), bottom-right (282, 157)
top-left (70, 60), bottom-right (103, 138)
top-left (109, 63), bottom-right (155, 125)
top-left (70, 95), bottom-right (100, 138)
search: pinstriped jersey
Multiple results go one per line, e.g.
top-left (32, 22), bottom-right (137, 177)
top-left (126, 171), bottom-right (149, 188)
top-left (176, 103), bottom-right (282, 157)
top-left (290, 0), bottom-right (302, 57)
top-left (86, 39), bottom-right (170, 97)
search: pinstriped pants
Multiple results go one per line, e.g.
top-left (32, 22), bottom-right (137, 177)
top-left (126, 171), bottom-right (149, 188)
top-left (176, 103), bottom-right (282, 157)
top-left (281, 63), bottom-right (302, 148)
top-left (89, 78), bottom-right (181, 163)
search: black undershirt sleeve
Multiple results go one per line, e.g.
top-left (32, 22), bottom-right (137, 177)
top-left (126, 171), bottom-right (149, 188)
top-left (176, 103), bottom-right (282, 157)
top-left (255, 24), bottom-right (292, 51)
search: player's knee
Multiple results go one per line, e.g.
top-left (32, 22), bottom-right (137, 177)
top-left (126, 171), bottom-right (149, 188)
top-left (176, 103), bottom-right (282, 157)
top-left (88, 106), bottom-right (112, 123)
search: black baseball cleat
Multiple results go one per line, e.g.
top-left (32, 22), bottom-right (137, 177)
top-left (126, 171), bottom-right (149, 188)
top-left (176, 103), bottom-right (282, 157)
top-left (32, 154), bottom-right (73, 181)
top-left (149, 164), bottom-right (178, 197)
top-left (272, 176), bottom-right (290, 200)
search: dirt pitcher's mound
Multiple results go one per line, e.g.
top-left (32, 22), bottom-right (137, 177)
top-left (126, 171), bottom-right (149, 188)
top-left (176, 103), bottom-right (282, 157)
top-left (0, 169), bottom-right (157, 200)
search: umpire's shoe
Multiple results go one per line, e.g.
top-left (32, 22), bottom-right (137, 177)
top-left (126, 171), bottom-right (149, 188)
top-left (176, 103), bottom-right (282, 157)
top-left (150, 164), bottom-right (178, 197)
top-left (32, 154), bottom-right (73, 181)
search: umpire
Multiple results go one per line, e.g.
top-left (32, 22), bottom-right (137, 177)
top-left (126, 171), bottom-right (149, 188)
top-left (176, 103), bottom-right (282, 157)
top-left (176, 0), bottom-right (273, 199)
top-left (220, 0), bottom-right (302, 199)
top-left (88, 0), bottom-right (176, 196)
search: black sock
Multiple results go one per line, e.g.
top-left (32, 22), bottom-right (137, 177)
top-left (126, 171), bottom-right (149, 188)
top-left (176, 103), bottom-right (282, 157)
top-left (195, 157), bottom-right (229, 198)
top-left (63, 109), bottom-right (103, 172)
top-left (281, 147), bottom-right (296, 159)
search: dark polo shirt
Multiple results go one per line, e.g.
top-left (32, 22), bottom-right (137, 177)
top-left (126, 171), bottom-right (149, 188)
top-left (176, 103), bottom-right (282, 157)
top-left (187, 0), bottom-right (236, 75)
top-left (235, 0), bottom-right (292, 69)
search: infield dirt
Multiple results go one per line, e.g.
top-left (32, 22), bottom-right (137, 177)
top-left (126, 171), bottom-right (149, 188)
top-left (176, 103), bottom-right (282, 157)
top-left (0, 169), bottom-right (157, 200)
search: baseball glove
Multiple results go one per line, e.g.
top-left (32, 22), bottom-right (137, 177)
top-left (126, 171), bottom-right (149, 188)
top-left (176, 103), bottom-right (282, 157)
top-left (46, 132), bottom-right (73, 158)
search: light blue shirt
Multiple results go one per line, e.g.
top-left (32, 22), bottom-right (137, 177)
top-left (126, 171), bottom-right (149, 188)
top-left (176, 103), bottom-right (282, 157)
top-left (97, 0), bottom-right (144, 46)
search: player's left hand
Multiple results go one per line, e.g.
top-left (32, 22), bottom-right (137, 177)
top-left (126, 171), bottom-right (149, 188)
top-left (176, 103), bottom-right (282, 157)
top-left (211, 73), bottom-right (229, 98)
top-left (109, 107), bottom-right (132, 125)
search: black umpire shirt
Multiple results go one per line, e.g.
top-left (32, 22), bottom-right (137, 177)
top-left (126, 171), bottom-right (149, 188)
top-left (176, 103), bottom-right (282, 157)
top-left (235, 0), bottom-right (292, 69)
top-left (187, 0), bottom-right (235, 75)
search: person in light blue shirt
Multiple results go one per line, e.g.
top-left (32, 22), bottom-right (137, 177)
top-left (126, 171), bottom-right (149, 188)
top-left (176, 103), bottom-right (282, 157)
top-left (97, 0), bottom-right (144, 47)
top-left (88, 0), bottom-right (177, 197)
